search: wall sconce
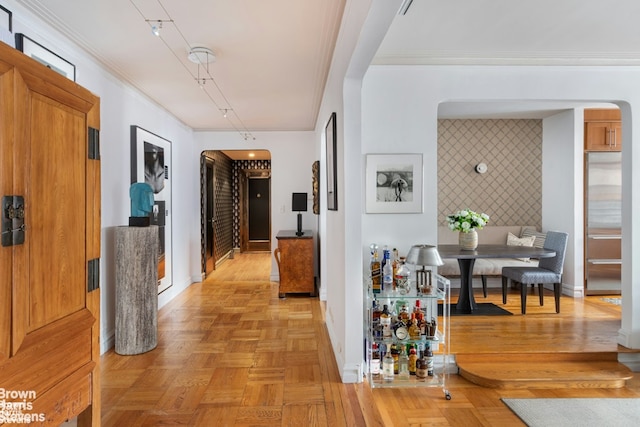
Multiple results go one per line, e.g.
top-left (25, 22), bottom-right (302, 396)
top-left (475, 162), bottom-right (488, 174)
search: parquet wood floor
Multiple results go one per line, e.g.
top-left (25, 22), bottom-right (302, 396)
top-left (100, 252), bottom-right (640, 426)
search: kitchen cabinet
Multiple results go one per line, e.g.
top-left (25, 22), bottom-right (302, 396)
top-left (584, 108), bottom-right (621, 151)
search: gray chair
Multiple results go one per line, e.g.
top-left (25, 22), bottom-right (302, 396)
top-left (501, 231), bottom-right (568, 314)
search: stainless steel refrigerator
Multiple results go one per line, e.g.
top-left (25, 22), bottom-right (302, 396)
top-left (585, 152), bottom-right (622, 294)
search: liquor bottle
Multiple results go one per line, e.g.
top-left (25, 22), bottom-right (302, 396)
top-left (425, 343), bottom-right (434, 376)
top-left (408, 345), bottom-right (418, 376)
top-left (381, 245), bottom-right (389, 272)
top-left (394, 319), bottom-right (409, 341)
top-left (391, 248), bottom-right (400, 289)
top-left (408, 313), bottom-right (421, 341)
top-left (382, 345), bottom-right (394, 382)
top-left (370, 244), bottom-right (381, 294)
top-left (416, 341), bottom-right (425, 359)
top-left (394, 257), bottom-right (410, 295)
top-left (427, 316), bottom-right (438, 338)
top-left (391, 343), bottom-right (400, 374)
top-left (398, 303), bottom-right (410, 323)
top-left (380, 304), bottom-right (392, 339)
top-left (413, 299), bottom-right (423, 317)
top-left (370, 343), bottom-right (381, 378)
top-left (382, 249), bottom-right (393, 293)
top-left (418, 312), bottom-right (427, 337)
top-left (372, 300), bottom-right (382, 339)
top-left (398, 345), bottom-right (410, 381)
top-left (415, 356), bottom-right (427, 381)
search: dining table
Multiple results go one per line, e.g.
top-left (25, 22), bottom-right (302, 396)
top-left (437, 244), bottom-right (557, 314)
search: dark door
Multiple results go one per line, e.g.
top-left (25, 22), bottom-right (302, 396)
top-left (241, 172), bottom-right (271, 252)
top-left (205, 159), bottom-right (215, 273)
top-left (249, 178), bottom-right (270, 241)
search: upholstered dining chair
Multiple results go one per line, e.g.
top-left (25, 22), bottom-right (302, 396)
top-left (501, 231), bottom-right (568, 314)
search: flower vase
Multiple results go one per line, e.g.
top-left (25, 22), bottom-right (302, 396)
top-left (459, 229), bottom-right (478, 250)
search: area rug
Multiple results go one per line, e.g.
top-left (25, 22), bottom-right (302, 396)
top-left (438, 303), bottom-right (512, 316)
top-left (601, 297), bottom-right (622, 306)
top-left (502, 398), bottom-right (640, 427)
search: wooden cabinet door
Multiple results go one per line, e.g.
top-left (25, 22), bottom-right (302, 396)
top-left (585, 122), bottom-right (621, 151)
top-left (0, 43), bottom-right (100, 426)
top-left (277, 235), bottom-right (314, 296)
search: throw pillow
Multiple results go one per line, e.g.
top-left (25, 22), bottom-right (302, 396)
top-left (520, 228), bottom-right (546, 248)
top-left (507, 232), bottom-right (536, 262)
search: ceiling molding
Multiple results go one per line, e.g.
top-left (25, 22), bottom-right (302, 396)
top-left (373, 51), bottom-right (640, 66)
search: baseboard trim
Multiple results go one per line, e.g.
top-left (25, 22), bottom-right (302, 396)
top-left (619, 353), bottom-right (640, 372)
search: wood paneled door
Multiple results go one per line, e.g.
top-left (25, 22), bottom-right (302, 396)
top-left (0, 42), bottom-right (101, 425)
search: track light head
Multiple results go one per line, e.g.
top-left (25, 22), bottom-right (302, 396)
top-left (146, 19), bottom-right (172, 37)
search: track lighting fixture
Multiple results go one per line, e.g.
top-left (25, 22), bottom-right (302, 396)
top-left (145, 19), bottom-right (172, 37)
top-left (132, 0), bottom-right (255, 140)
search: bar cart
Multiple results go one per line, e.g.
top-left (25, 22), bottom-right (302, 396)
top-left (364, 273), bottom-right (451, 400)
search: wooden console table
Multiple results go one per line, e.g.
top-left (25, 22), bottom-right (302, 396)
top-left (275, 230), bottom-right (315, 298)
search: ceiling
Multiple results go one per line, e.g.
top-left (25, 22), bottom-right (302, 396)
top-left (17, 0), bottom-right (640, 133)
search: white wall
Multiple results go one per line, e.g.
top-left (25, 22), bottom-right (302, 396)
top-left (542, 109), bottom-right (584, 297)
top-left (313, 0), bottom-right (403, 382)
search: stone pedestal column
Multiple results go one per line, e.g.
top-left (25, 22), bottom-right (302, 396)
top-left (115, 225), bottom-right (159, 355)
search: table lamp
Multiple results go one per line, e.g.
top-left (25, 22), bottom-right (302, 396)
top-left (292, 193), bottom-right (307, 236)
top-left (405, 244), bottom-right (444, 294)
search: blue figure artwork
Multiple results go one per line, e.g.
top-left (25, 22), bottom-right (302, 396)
top-left (130, 182), bottom-right (154, 217)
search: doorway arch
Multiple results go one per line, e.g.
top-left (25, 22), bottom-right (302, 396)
top-left (199, 150), bottom-right (271, 276)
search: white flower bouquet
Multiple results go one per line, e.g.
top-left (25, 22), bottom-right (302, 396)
top-left (446, 209), bottom-right (490, 233)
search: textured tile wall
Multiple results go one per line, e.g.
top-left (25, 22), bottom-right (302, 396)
top-left (201, 151), bottom-right (234, 272)
top-left (438, 119), bottom-right (542, 227)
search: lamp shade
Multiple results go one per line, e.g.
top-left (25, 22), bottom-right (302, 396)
top-left (405, 244), bottom-right (444, 267)
top-left (292, 192), bottom-right (308, 212)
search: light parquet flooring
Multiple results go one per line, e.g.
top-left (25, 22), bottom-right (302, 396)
top-left (101, 252), bottom-right (640, 426)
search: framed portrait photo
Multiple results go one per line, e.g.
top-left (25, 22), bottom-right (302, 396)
top-left (131, 125), bottom-right (173, 294)
top-left (365, 153), bottom-right (423, 214)
top-left (325, 112), bottom-right (337, 211)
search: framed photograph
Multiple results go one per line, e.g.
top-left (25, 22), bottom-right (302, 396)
top-left (325, 112), bottom-right (338, 211)
top-left (131, 126), bottom-right (173, 294)
top-left (15, 33), bottom-right (76, 81)
top-left (365, 153), bottom-right (423, 213)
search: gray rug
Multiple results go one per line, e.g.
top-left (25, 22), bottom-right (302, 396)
top-left (502, 398), bottom-right (640, 427)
